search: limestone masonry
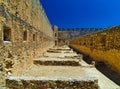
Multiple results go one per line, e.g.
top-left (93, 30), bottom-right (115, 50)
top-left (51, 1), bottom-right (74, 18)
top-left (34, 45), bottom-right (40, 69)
top-left (0, 0), bottom-right (55, 88)
top-left (69, 26), bottom-right (120, 72)
top-left (58, 28), bottom-right (105, 45)
top-left (0, 0), bottom-right (120, 89)
top-left (0, 0), bottom-right (54, 69)
top-left (70, 26), bottom-right (120, 50)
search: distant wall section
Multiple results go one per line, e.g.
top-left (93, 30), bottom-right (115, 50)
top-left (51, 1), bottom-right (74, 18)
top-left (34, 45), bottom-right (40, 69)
top-left (58, 28), bottom-right (105, 46)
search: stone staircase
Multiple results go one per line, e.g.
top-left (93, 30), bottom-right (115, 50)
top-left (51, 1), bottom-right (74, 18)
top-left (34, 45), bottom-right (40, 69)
top-left (5, 45), bottom-right (120, 89)
top-left (33, 46), bottom-right (81, 66)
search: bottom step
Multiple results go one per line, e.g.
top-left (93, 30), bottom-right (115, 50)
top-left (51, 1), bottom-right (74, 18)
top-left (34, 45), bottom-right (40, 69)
top-left (6, 76), bottom-right (99, 89)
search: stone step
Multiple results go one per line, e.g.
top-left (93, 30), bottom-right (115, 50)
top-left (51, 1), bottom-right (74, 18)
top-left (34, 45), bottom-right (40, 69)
top-left (49, 47), bottom-right (72, 51)
top-left (34, 57), bottom-right (81, 66)
top-left (6, 76), bottom-right (99, 89)
top-left (47, 49), bottom-right (74, 53)
top-left (44, 52), bottom-right (79, 58)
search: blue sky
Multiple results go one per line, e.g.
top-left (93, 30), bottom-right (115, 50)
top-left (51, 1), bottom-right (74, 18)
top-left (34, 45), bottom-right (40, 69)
top-left (40, 0), bottom-right (120, 28)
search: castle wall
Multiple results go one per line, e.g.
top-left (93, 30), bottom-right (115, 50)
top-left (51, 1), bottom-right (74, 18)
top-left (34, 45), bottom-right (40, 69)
top-left (70, 26), bottom-right (120, 72)
top-left (0, 0), bottom-right (54, 38)
top-left (0, 0), bottom-right (54, 78)
top-left (58, 28), bottom-right (105, 46)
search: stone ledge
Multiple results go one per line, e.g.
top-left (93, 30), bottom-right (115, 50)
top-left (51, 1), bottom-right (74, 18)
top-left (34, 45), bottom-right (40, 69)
top-left (6, 76), bottom-right (99, 89)
top-left (49, 47), bottom-right (71, 51)
top-left (34, 58), bottom-right (81, 66)
top-left (44, 52), bottom-right (78, 58)
top-left (47, 49), bottom-right (74, 53)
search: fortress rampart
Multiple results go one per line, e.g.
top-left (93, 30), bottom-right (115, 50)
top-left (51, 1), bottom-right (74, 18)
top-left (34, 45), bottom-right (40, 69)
top-left (0, 0), bottom-right (55, 75)
top-left (58, 28), bottom-right (105, 45)
top-left (70, 26), bottom-right (120, 72)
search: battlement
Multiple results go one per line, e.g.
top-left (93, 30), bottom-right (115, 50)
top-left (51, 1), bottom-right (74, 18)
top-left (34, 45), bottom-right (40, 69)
top-left (59, 28), bottom-right (105, 32)
top-left (58, 28), bottom-right (105, 45)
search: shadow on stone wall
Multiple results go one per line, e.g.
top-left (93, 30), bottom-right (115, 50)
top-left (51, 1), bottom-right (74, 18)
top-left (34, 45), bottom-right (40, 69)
top-left (70, 45), bottom-right (120, 86)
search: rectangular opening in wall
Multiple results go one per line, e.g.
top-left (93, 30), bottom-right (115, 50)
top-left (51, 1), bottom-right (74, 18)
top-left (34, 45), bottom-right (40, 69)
top-left (55, 33), bottom-right (57, 37)
top-left (3, 26), bottom-right (11, 41)
top-left (33, 34), bottom-right (35, 41)
top-left (23, 30), bottom-right (27, 41)
top-left (55, 40), bottom-right (57, 45)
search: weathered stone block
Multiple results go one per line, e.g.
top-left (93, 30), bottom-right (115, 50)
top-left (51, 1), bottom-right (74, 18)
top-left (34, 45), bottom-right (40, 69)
top-left (6, 76), bottom-right (99, 89)
top-left (34, 57), bottom-right (81, 66)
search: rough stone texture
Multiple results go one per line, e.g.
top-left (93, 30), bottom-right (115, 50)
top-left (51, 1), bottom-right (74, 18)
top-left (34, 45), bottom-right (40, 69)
top-left (0, 0), bottom-right (54, 37)
top-left (47, 49), bottom-right (73, 53)
top-left (44, 52), bottom-right (79, 58)
top-left (58, 28), bottom-right (105, 45)
top-left (0, 0), bottom-right (119, 89)
top-left (6, 76), bottom-right (99, 89)
top-left (69, 26), bottom-right (120, 72)
top-left (34, 46), bottom-right (81, 66)
top-left (34, 57), bottom-right (81, 66)
top-left (5, 46), bottom-right (120, 89)
top-left (70, 26), bottom-right (120, 50)
top-left (0, 0), bottom-right (55, 88)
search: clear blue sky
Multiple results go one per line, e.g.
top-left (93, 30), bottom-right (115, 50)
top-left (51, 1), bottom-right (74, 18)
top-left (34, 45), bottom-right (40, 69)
top-left (40, 0), bottom-right (120, 28)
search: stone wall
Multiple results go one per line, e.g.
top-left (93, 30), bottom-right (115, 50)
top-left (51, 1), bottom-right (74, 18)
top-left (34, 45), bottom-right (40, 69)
top-left (70, 26), bottom-right (120, 50)
top-left (58, 28), bottom-right (105, 46)
top-left (0, 0), bottom-right (55, 88)
top-left (69, 26), bottom-right (120, 72)
top-left (0, 0), bottom-right (54, 38)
